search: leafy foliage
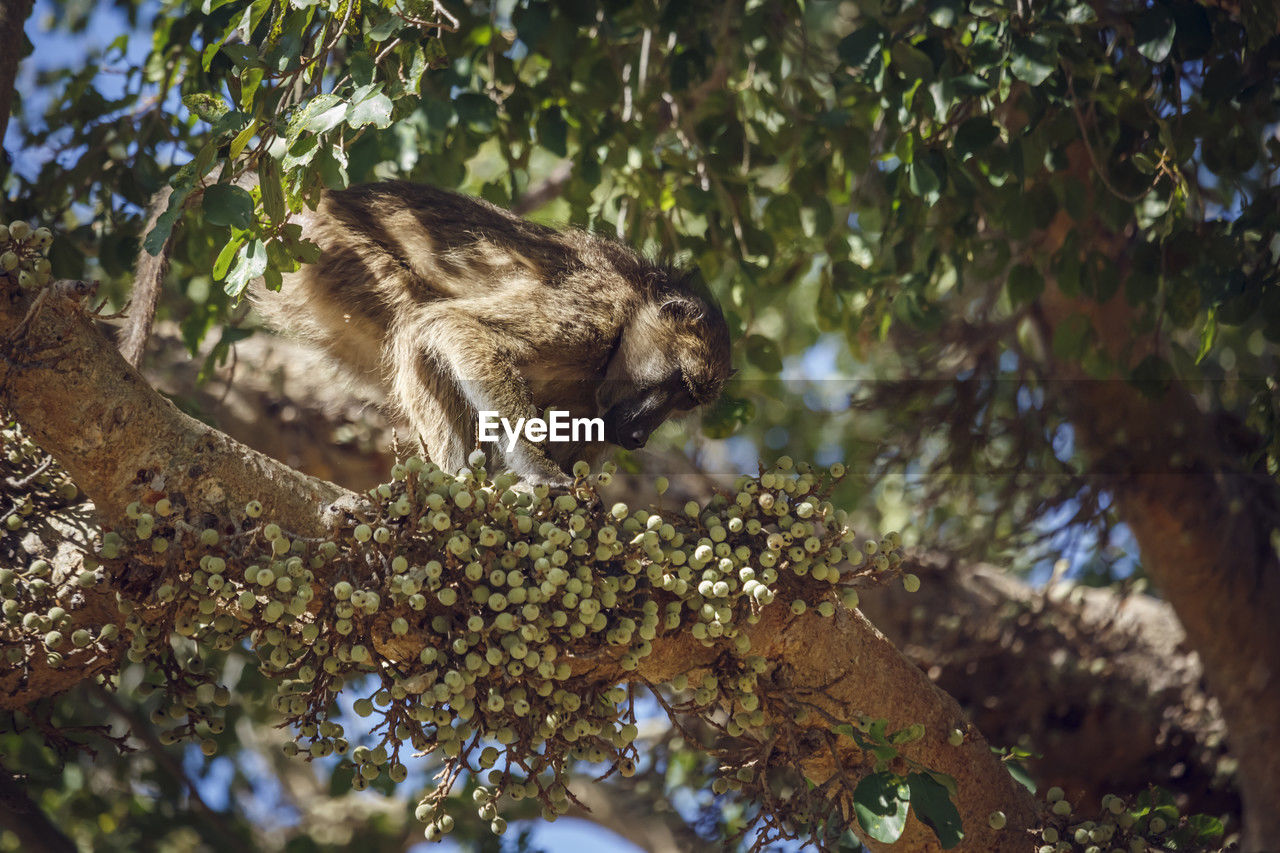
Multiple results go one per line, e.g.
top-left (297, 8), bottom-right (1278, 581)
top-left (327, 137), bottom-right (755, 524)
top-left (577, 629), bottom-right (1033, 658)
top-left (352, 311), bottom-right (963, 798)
top-left (11, 0), bottom-right (1275, 570)
top-left (5, 0), bottom-right (1277, 846)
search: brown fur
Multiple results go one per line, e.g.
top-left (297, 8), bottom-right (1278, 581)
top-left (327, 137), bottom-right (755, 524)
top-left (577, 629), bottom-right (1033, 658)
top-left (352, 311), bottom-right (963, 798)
top-left (252, 181), bottom-right (732, 485)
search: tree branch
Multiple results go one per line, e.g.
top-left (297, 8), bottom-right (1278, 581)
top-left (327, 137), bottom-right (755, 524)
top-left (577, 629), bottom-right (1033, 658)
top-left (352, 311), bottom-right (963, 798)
top-left (1, 281), bottom-right (351, 530)
top-left (1030, 141), bottom-right (1280, 849)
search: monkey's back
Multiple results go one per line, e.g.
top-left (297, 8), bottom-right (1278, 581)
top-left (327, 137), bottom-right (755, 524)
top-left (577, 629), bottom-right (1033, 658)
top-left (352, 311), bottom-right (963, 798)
top-left (254, 182), bottom-right (639, 381)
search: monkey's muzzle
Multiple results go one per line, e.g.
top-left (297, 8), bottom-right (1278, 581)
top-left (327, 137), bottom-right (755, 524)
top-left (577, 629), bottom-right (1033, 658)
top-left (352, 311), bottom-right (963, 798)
top-left (619, 428), bottom-right (649, 450)
top-left (603, 412), bottom-right (650, 450)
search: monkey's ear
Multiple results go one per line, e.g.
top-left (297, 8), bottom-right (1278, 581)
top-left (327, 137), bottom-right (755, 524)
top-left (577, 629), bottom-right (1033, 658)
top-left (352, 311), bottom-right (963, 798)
top-left (659, 296), bottom-right (703, 323)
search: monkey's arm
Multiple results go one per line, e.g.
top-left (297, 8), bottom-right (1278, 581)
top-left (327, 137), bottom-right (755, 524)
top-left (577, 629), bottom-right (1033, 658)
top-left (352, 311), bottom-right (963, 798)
top-left (387, 304), bottom-right (574, 487)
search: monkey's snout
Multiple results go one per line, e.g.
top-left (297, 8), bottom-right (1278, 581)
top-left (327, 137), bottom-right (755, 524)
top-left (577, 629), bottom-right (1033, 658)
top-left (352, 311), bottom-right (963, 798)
top-left (603, 408), bottom-right (649, 449)
top-left (620, 428), bottom-right (648, 450)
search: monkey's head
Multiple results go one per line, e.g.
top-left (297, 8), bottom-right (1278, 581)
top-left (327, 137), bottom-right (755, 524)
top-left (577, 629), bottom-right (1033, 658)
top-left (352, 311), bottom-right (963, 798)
top-left (596, 284), bottom-right (733, 451)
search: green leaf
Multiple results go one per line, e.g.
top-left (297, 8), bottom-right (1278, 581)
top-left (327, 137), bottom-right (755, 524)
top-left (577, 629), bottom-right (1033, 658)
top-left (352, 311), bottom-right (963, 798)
top-left (225, 239), bottom-right (268, 297)
top-left (1052, 313), bottom-right (1093, 362)
top-left (283, 134), bottom-right (320, 171)
top-left (867, 718), bottom-right (888, 742)
top-left (537, 107), bottom-right (568, 157)
top-left (228, 118), bottom-right (259, 159)
top-left (1131, 151), bottom-right (1158, 175)
top-left (837, 24), bottom-right (886, 69)
top-left (1135, 6), bottom-right (1177, 63)
top-left (296, 94), bottom-right (348, 135)
top-left (284, 233), bottom-right (322, 265)
top-left (365, 11), bottom-right (400, 42)
top-left (203, 184), bottom-right (256, 230)
top-left (744, 334), bottom-right (783, 374)
top-left (455, 93), bottom-right (497, 133)
top-left (213, 234), bottom-right (246, 280)
top-left (1010, 34), bottom-right (1056, 86)
top-left (955, 117), bottom-right (999, 158)
top-left (1195, 308), bottom-right (1217, 364)
top-left (950, 73), bottom-right (992, 96)
top-left (1188, 814), bottom-right (1224, 840)
top-left (259, 157), bottom-right (287, 225)
top-left (891, 42), bottom-right (933, 82)
top-left (1007, 263), bottom-right (1043, 305)
top-left (1065, 3), bottom-right (1096, 24)
top-left (347, 92), bottom-right (393, 129)
top-left (221, 43), bottom-right (260, 69)
top-left (907, 159), bottom-right (940, 199)
top-left (1006, 760), bottom-right (1036, 793)
top-left (871, 745), bottom-right (898, 764)
top-left (262, 263), bottom-right (282, 293)
top-left (317, 147), bottom-right (349, 190)
top-left (906, 773), bottom-right (963, 849)
top-left (237, 0), bottom-right (268, 42)
top-left (852, 772), bottom-right (910, 844)
top-left (890, 723), bottom-right (925, 745)
top-left (143, 186), bottom-right (192, 256)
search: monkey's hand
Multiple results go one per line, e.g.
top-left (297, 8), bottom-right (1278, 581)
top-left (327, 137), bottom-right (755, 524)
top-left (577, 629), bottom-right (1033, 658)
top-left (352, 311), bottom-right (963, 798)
top-left (494, 444), bottom-right (575, 491)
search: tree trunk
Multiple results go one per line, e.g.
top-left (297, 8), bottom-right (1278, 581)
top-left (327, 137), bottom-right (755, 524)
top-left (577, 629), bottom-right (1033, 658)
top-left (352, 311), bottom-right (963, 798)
top-left (0, 0), bottom-right (34, 152)
top-left (1033, 146), bottom-right (1280, 846)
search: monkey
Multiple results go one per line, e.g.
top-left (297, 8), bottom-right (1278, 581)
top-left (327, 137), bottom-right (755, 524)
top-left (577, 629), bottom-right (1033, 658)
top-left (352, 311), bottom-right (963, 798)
top-left (250, 181), bottom-right (733, 487)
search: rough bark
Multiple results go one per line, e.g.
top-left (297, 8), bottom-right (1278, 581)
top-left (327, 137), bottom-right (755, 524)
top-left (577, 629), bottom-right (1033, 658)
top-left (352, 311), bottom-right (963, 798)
top-left (752, 606), bottom-right (1039, 852)
top-left (865, 555), bottom-right (1235, 821)
top-left (2, 284), bottom-right (351, 532)
top-left (1048, 346), bottom-right (1280, 850)
top-left (1030, 144), bottom-right (1280, 849)
top-left (143, 326), bottom-right (394, 492)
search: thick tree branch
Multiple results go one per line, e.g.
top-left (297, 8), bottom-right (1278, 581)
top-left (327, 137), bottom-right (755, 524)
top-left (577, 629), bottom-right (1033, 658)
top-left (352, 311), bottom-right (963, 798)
top-left (747, 606), bottom-right (1039, 851)
top-left (1, 282), bottom-right (351, 531)
top-left (567, 782), bottom-right (701, 853)
top-left (866, 555), bottom-right (1234, 818)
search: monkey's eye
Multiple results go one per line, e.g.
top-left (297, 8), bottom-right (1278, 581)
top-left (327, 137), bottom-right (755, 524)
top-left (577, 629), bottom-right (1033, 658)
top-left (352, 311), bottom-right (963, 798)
top-left (675, 372), bottom-right (702, 409)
